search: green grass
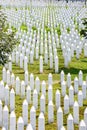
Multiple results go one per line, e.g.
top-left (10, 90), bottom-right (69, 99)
top-left (0, 46), bottom-right (87, 129)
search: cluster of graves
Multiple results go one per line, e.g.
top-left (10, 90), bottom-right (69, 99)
top-left (0, 0), bottom-right (87, 130)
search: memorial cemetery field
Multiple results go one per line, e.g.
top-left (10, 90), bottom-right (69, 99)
top-left (0, 0), bottom-right (87, 130)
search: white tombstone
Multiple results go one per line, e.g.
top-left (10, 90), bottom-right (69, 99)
top-left (40, 56), bottom-right (43, 73)
top-left (61, 81), bottom-right (66, 97)
top-left (55, 90), bottom-right (61, 109)
top-left (40, 94), bottom-right (45, 113)
top-left (69, 86), bottom-right (74, 106)
top-left (11, 73), bottom-right (15, 87)
top-left (17, 117), bottom-right (24, 130)
top-left (79, 70), bottom-right (83, 86)
top-left (26, 86), bottom-right (31, 104)
top-left (30, 51), bottom-right (34, 64)
top-left (10, 88), bottom-right (15, 112)
top-left (0, 100), bottom-right (2, 127)
top-left (35, 77), bottom-right (40, 94)
top-left (0, 81), bottom-right (4, 101)
top-left (8, 57), bottom-right (12, 72)
top-left (67, 114), bottom-right (74, 130)
top-left (48, 85), bottom-right (53, 102)
top-left (41, 81), bottom-right (46, 96)
top-left (50, 53), bottom-right (53, 69)
top-left (30, 73), bottom-right (34, 90)
top-left (16, 77), bottom-right (20, 95)
top-left (7, 70), bottom-right (10, 86)
top-left (24, 56), bottom-right (28, 71)
top-left (55, 55), bottom-right (59, 73)
top-left (73, 101), bottom-right (79, 124)
top-left (64, 95), bottom-right (69, 114)
top-left (33, 89), bottom-right (38, 109)
top-left (21, 81), bottom-right (25, 98)
top-left (57, 107), bottom-right (63, 130)
top-left (79, 120), bottom-right (86, 130)
top-left (78, 90), bottom-right (83, 107)
top-left (25, 71), bottom-right (29, 86)
top-left (4, 84), bottom-right (9, 105)
top-left (3, 106), bottom-right (9, 130)
top-left (16, 51), bottom-right (19, 65)
top-left (30, 106), bottom-right (36, 130)
top-left (84, 43), bottom-right (87, 57)
top-left (38, 113), bottom-right (45, 130)
top-left (2, 67), bottom-right (6, 82)
top-left (36, 47), bottom-right (39, 60)
top-left (22, 100), bottom-right (28, 125)
top-left (60, 70), bottom-right (65, 84)
top-left (20, 53), bottom-right (23, 68)
top-left (84, 108), bottom-right (87, 128)
top-left (74, 77), bottom-right (79, 94)
top-left (48, 73), bottom-right (53, 86)
top-left (10, 111), bottom-right (16, 130)
top-left (26, 124), bottom-right (33, 130)
top-left (48, 101), bottom-right (54, 123)
top-left (82, 81), bottom-right (86, 99)
top-left (67, 73), bottom-right (71, 88)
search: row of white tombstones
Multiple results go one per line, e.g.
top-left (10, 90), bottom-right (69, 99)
top-left (0, 67), bottom-right (87, 129)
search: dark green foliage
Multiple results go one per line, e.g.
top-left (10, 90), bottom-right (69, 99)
top-left (80, 18), bottom-right (87, 38)
top-left (45, 25), bottom-right (51, 33)
top-left (0, 5), bottom-right (18, 65)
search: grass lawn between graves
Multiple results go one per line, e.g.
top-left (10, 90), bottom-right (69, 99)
top-left (0, 47), bottom-right (87, 130)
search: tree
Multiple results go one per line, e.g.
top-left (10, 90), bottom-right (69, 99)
top-left (0, 5), bottom-right (19, 65)
top-left (80, 18), bottom-right (87, 39)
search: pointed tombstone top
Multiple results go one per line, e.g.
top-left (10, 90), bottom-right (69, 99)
top-left (3, 105), bottom-right (8, 111)
top-left (82, 81), bottom-right (86, 85)
top-left (41, 94), bottom-right (45, 99)
top-left (79, 70), bottom-right (83, 74)
top-left (23, 99), bottom-right (28, 106)
top-left (33, 89), bottom-right (37, 94)
top-left (26, 124), bottom-right (33, 130)
top-left (40, 55), bottom-right (43, 59)
top-left (11, 73), bottom-right (14, 77)
top-left (10, 111), bottom-right (16, 118)
top-left (68, 114), bottom-right (73, 120)
top-left (56, 89), bottom-right (60, 94)
top-left (48, 73), bottom-right (52, 77)
top-left (60, 126), bottom-right (66, 130)
top-left (42, 80), bottom-right (46, 85)
top-left (58, 107), bottom-right (63, 113)
top-left (48, 101), bottom-right (53, 106)
top-left (3, 67), bottom-right (6, 71)
top-left (61, 70), bottom-right (64, 75)
top-left (5, 84), bottom-right (9, 89)
top-left (35, 77), bottom-right (39, 81)
top-left (80, 120), bottom-right (86, 127)
top-left (25, 71), bottom-right (28, 75)
top-left (7, 70), bottom-right (10, 74)
top-left (67, 73), bottom-right (71, 76)
top-left (69, 85), bottom-right (73, 90)
top-left (10, 88), bottom-right (15, 93)
top-left (21, 80), bottom-right (25, 85)
top-left (1, 80), bottom-right (4, 86)
top-left (18, 116), bottom-right (24, 124)
top-left (84, 107), bottom-right (87, 114)
top-left (16, 76), bottom-right (20, 80)
top-left (30, 73), bottom-right (34, 77)
top-left (39, 112), bottom-right (44, 119)
top-left (74, 77), bottom-right (78, 81)
top-left (30, 106), bottom-right (36, 112)
top-left (27, 85), bottom-right (31, 90)
top-left (74, 101), bottom-right (79, 107)
top-left (64, 95), bottom-right (69, 100)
